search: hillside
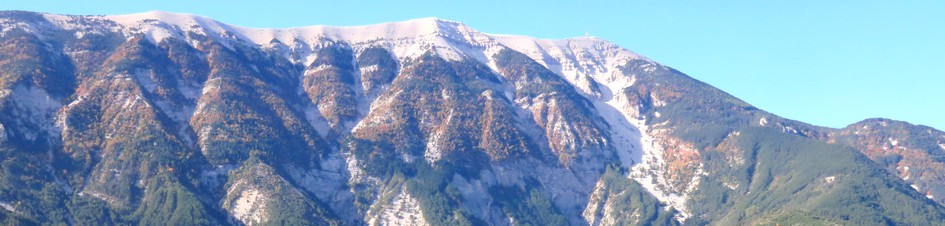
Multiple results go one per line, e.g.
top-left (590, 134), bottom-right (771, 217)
top-left (0, 11), bottom-right (943, 225)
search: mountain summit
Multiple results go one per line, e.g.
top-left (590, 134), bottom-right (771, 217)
top-left (1, 11), bottom-right (944, 225)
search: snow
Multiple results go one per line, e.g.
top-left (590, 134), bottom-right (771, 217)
top-left (0, 201), bottom-right (15, 214)
top-left (228, 16), bottom-right (490, 62)
top-left (424, 130), bottom-right (444, 163)
top-left (492, 35), bottom-right (648, 79)
top-left (286, 154), bottom-right (360, 223)
top-left (0, 18), bottom-right (34, 38)
top-left (303, 106), bottom-right (331, 138)
top-left (590, 86), bottom-right (643, 168)
top-left (31, 11), bottom-right (695, 223)
top-left (759, 117), bottom-right (768, 126)
top-left (236, 17), bottom-right (443, 45)
top-left (369, 188), bottom-right (428, 226)
top-left (584, 74), bottom-right (702, 222)
top-left (344, 150), bottom-right (381, 190)
top-left (359, 65), bottom-right (381, 90)
top-left (9, 85), bottom-right (63, 142)
top-left (722, 180), bottom-right (740, 190)
top-left (488, 21), bottom-right (689, 221)
top-left (451, 174), bottom-right (496, 222)
top-left (101, 11), bottom-right (221, 43)
top-left (40, 11), bottom-right (651, 80)
top-left (939, 143), bottom-right (945, 151)
top-left (559, 51), bottom-right (691, 221)
top-left (232, 188), bottom-right (268, 224)
top-left (626, 117), bottom-right (693, 221)
top-left (0, 123), bottom-right (6, 142)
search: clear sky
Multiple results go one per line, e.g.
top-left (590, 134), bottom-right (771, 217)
top-left (5, 1), bottom-right (944, 130)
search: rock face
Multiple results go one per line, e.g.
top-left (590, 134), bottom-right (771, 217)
top-left (0, 10), bottom-right (944, 225)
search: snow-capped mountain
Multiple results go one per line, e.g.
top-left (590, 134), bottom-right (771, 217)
top-left (1, 10), bottom-right (944, 225)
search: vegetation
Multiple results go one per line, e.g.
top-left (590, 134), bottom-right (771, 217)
top-left (492, 49), bottom-right (610, 165)
top-left (223, 157), bottom-right (341, 225)
top-left (303, 44), bottom-right (360, 131)
top-left (489, 183), bottom-right (567, 226)
top-left (0, 11), bottom-right (943, 225)
top-left (586, 165), bottom-right (679, 226)
top-left (357, 47), bottom-right (399, 93)
top-left (689, 127), bottom-right (945, 225)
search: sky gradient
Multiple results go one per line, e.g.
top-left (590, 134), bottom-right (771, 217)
top-left (5, 1), bottom-right (944, 130)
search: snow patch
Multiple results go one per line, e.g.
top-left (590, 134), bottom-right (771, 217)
top-left (544, 44), bottom-right (691, 221)
top-left (302, 104), bottom-right (331, 138)
top-left (287, 153), bottom-right (360, 222)
top-left (493, 35), bottom-right (648, 81)
top-left (1, 17), bottom-right (44, 38)
top-left (345, 149), bottom-right (374, 185)
top-left (369, 189), bottom-right (428, 226)
top-left (9, 85), bottom-right (63, 142)
top-left (626, 117), bottom-right (695, 221)
top-left (451, 175), bottom-right (497, 223)
top-left (0, 201), bottom-right (16, 214)
top-left (101, 11), bottom-right (221, 44)
top-left (0, 123), bottom-right (6, 142)
top-left (232, 188), bottom-right (268, 224)
top-left (424, 108), bottom-right (456, 163)
top-left (591, 95), bottom-right (642, 168)
top-left (230, 17), bottom-right (490, 62)
top-left (759, 117), bottom-right (768, 126)
top-left (487, 22), bottom-right (691, 222)
top-left (424, 130), bottom-right (444, 163)
top-left (722, 180), bottom-right (739, 190)
top-left (583, 180), bottom-right (608, 225)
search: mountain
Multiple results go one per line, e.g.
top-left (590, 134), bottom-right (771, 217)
top-left (0, 10), bottom-right (943, 225)
top-left (827, 119), bottom-right (945, 204)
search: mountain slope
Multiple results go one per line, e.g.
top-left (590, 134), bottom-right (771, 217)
top-left (0, 10), bottom-right (942, 225)
top-left (827, 118), bottom-right (945, 205)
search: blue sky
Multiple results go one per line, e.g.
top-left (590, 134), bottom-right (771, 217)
top-left (5, 1), bottom-right (944, 130)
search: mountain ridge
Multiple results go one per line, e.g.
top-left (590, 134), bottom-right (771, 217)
top-left (0, 10), bottom-right (943, 225)
top-left (35, 11), bottom-right (649, 70)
